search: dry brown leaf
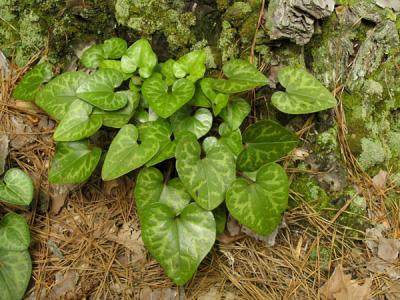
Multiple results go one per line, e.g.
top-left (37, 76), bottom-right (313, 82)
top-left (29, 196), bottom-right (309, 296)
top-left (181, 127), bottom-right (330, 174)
top-left (372, 170), bottom-right (388, 189)
top-left (385, 281), bottom-right (400, 300)
top-left (367, 257), bottom-right (400, 280)
top-left (140, 286), bottom-right (178, 300)
top-left (378, 237), bottom-right (400, 262)
top-left (48, 271), bottom-right (79, 300)
top-left (106, 222), bottom-right (146, 264)
top-left (320, 264), bottom-right (371, 300)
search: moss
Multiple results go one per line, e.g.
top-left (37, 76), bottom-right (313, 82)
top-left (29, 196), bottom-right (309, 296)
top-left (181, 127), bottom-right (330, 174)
top-left (290, 175), bottom-right (331, 211)
top-left (223, 2), bottom-right (252, 26)
top-left (218, 20), bottom-right (239, 62)
top-left (309, 246), bottom-right (331, 270)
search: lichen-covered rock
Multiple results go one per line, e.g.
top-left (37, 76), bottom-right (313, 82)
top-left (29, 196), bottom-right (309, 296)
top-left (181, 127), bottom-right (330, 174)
top-left (266, 0), bottom-right (335, 45)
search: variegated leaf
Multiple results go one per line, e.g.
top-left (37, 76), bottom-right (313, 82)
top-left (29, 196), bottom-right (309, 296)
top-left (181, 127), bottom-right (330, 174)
top-left (134, 167), bottom-right (191, 217)
top-left (220, 97), bottom-right (251, 131)
top-left (141, 202), bottom-right (215, 285)
top-left (138, 119), bottom-right (176, 166)
top-left (237, 120), bottom-right (298, 171)
top-left (53, 100), bottom-right (103, 142)
top-left (226, 163), bottom-right (288, 235)
top-left (0, 168), bottom-right (34, 206)
top-left (99, 60), bottom-right (132, 80)
top-left (190, 83), bottom-right (211, 108)
top-left (77, 69), bottom-right (127, 111)
top-left (160, 59), bottom-right (177, 86)
top-left (200, 78), bottom-right (229, 116)
top-left (170, 106), bottom-right (212, 139)
top-left (271, 67), bottom-right (336, 114)
top-left (103, 37), bottom-right (127, 59)
top-left (93, 91), bottom-right (139, 128)
top-left (12, 61), bottom-right (53, 101)
top-left (48, 140), bottom-right (102, 184)
top-left (142, 73), bottom-right (195, 118)
top-left (101, 124), bottom-right (159, 181)
top-left (213, 204), bottom-right (227, 234)
top-left (176, 133), bottom-right (236, 210)
top-left (120, 39), bottom-right (157, 78)
top-left (80, 44), bottom-right (105, 68)
top-left (203, 124), bottom-right (243, 157)
top-left (173, 50), bottom-right (206, 82)
top-left (0, 213), bottom-right (31, 300)
top-left (212, 59), bottom-right (268, 93)
top-left (35, 71), bottom-right (89, 120)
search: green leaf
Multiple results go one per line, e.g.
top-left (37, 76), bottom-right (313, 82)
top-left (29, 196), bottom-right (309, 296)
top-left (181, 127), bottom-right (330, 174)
top-left (53, 100), bottom-right (103, 142)
top-left (0, 213), bottom-right (32, 300)
top-left (173, 50), bottom-right (206, 82)
top-left (103, 37), bottom-right (127, 59)
top-left (35, 71), bottom-right (89, 120)
top-left (271, 67), bottom-right (337, 114)
top-left (213, 204), bottom-right (227, 234)
top-left (80, 44), bottom-right (105, 68)
top-left (212, 59), bottom-right (268, 93)
top-left (220, 97), bottom-right (251, 131)
top-left (138, 119), bottom-right (176, 166)
top-left (176, 133), bottom-right (236, 210)
top-left (237, 120), bottom-right (298, 172)
top-left (101, 124), bottom-right (159, 181)
top-left (200, 78), bottom-right (229, 116)
top-left (160, 59), bottom-right (177, 86)
top-left (120, 39), bottom-right (157, 78)
top-left (48, 140), bottom-right (102, 184)
top-left (13, 61), bottom-right (53, 101)
top-left (99, 60), bottom-right (132, 80)
top-left (140, 202), bottom-right (215, 285)
top-left (226, 163), bottom-right (288, 235)
top-left (77, 69), bottom-right (127, 111)
top-left (134, 167), bottom-right (191, 217)
top-left (190, 83), bottom-right (211, 108)
top-left (93, 91), bottom-right (139, 128)
top-left (170, 106), bottom-right (212, 139)
top-left (142, 73), bottom-right (195, 118)
top-left (0, 168), bottom-right (34, 206)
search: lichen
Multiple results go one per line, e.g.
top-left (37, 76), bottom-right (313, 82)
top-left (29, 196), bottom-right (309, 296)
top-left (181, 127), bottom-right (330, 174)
top-left (358, 138), bottom-right (387, 170)
top-left (218, 20), bottom-right (239, 62)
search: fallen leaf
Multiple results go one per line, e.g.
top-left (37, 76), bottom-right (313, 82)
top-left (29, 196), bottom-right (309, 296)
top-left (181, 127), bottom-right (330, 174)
top-left (140, 286), bottom-right (178, 300)
top-left (385, 281), bottom-right (400, 300)
top-left (378, 237), bottom-right (400, 262)
top-left (48, 271), bottom-right (79, 300)
top-left (367, 257), bottom-right (400, 280)
top-left (372, 170), bottom-right (388, 189)
top-left (365, 227), bottom-right (383, 252)
top-left (106, 222), bottom-right (146, 264)
top-left (9, 115), bottom-right (35, 149)
top-left (320, 264), bottom-right (372, 300)
top-left (0, 133), bottom-right (9, 175)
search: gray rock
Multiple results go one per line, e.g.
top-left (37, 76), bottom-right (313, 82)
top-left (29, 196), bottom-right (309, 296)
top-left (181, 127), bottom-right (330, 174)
top-left (266, 0), bottom-right (335, 45)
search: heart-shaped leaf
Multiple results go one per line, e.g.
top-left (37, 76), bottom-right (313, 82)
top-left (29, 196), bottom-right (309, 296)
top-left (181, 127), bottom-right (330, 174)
top-left (190, 83), bottom-right (211, 108)
top-left (138, 119), bottom-right (176, 166)
top-left (99, 60), bottom-right (132, 80)
top-left (77, 69), bottom-right (127, 111)
top-left (80, 44), bottom-right (105, 68)
top-left (53, 100), bottom-right (103, 142)
top-left (176, 133), bottom-right (236, 210)
top-left (102, 124), bottom-right (159, 181)
top-left (271, 67), bottom-right (337, 114)
top-left (103, 37), bottom-right (127, 59)
top-left (200, 78), bottom-right (229, 116)
top-left (0, 213), bottom-right (32, 300)
top-left (226, 163), bottom-right (288, 235)
top-left (203, 125), bottom-right (243, 157)
top-left (35, 71), bottom-right (89, 120)
top-left (135, 167), bottom-right (191, 217)
top-left (220, 97), bottom-right (251, 131)
top-left (170, 106), bottom-right (213, 139)
top-left (120, 39), bottom-right (157, 78)
top-left (142, 73), bottom-right (195, 118)
top-left (212, 59), bottom-right (268, 93)
top-left (13, 61), bottom-right (53, 101)
top-left (140, 202), bottom-right (215, 285)
top-left (134, 107), bottom-right (159, 124)
top-left (237, 120), bottom-right (298, 171)
top-left (160, 59), bottom-right (177, 86)
top-left (0, 168), bottom-right (34, 206)
top-left (173, 50), bottom-right (206, 82)
top-left (48, 140), bottom-right (102, 184)
top-left (93, 91), bottom-right (139, 128)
